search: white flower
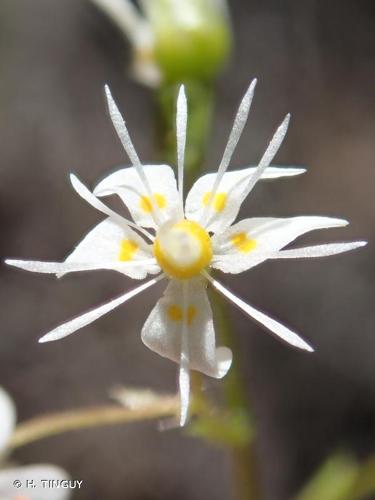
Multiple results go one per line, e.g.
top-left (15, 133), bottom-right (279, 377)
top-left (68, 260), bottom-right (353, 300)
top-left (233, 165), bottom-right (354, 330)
top-left (91, 0), bottom-right (161, 87)
top-left (0, 387), bottom-right (70, 500)
top-left (6, 81), bottom-right (366, 425)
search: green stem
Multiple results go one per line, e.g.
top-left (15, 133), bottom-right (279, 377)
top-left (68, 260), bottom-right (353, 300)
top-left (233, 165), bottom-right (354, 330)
top-left (210, 288), bottom-right (260, 500)
top-left (8, 398), bottom-right (179, 450)
top-left (210, 288), bottom-right (251, 411)
top-left (232, 445), bottom-right (261, 500)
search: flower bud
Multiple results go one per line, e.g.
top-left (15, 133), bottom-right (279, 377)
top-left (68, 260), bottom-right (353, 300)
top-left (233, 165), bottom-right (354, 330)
top-left (141, 0), bottom-right (232, 82)
top-left (92, 0), bottom-right (231, 86)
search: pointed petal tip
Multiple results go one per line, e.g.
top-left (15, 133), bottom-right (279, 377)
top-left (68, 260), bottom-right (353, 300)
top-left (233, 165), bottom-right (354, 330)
top-left (295, 338), bottom-right (314, 353)
top-left (244, 78), bottom-right (257, 100)
top-left (336, 218), bottom-right (349, 226)
top-left (69, 172), bottom-right (78, 184)
top-left (69, 173), bottom-right (83, 193)
top-left (179, 412), bottom-right (188, 427)
top-left (39, 332), bottom-right (60, 343)
top-left (274, 113), bottom-right (290, 135)
top-left (249, 77), bottom-right (257, 90)
top-left (288, 335), bottom-right (314, 353)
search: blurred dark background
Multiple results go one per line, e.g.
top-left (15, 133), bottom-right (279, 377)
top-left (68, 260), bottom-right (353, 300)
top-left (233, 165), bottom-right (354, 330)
top-left (0, 1), bottom-right (374, 499)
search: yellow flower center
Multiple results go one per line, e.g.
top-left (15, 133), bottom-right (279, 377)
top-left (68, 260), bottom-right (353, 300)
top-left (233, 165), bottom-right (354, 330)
top-left (153, 219), bottom-right (212, 279)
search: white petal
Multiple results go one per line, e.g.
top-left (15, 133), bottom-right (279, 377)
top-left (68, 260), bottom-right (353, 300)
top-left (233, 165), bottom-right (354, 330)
top-left (104, 85), bottom-right (163, 225)
top-left (0, 465), bottom-right (71, 500)
top-left (274, 241), bottom-right (367, 259)
top-left (204, 272), bottom-right (313, 352)
top-left (5, 258), bottom-right (158, 276)
top-left (94, 165), bottom-right (181, 229)
top-left (0, 387), bottom-right (16, 455)
top-left (39, 275), bottom-right (163, 343)
top-left (141, 278), bottom-right (232, 379)
top-left (176, 85), bottom-right (187, 204)
top-left (211, 216), bottom-right (348, 274)
top-left (70, 173), bottom-right (153, 241)
top-left (91, 2), bottom-right (160, 86)
top-left (61, 217), bottom-right (159, 279)
top-left (185, 165), bottom-right (304, 234)
top-left (6, 218), bottom-right (158, 280)
top-left (91, 0), bottom-right (144, 44)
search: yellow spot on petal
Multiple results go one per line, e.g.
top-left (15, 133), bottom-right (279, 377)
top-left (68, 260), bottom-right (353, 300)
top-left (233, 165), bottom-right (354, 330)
top-left (202, 191), bottom-right (227, 212)
top-left (231, 232), bottom-right (257, 253)
top-left (167, 305), bottom-right (183, 322)
top-left (187, 305), bottom-right (196, 326)
top-left (140, 193), bottom-right (166, 213)
top-left (167, 304), bottom-right (197, 326)
top-left (119, 240), bottom-right (139, 261)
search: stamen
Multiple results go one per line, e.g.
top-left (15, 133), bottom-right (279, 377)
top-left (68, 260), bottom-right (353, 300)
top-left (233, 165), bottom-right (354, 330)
top-left (176, 85), bottom-right (187, 212)
top-left (200, 79), bottom-right (257, 226)
top-left (243, 113), bottom-right (290, 199)
top-left (39, 274), bottom-right (165, 343)
top-left (70, 174), bottom-right (154, 243)
top-left (104, 85), bottom-right (163, 225)
top-left (202, 270), bottom-right (313, 352)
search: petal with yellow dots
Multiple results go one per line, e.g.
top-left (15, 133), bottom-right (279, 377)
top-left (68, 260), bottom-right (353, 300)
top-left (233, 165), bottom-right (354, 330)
top-left (94, 164), bottom-right (181, 229)
top-left (211, 216), bottom-right (349, 274)
top-left (185, 166), bottom-right (306, 233)
top-left (61, 217), bottom-right (160, 279)
top-left (141, 278), bottom-right (232, 379)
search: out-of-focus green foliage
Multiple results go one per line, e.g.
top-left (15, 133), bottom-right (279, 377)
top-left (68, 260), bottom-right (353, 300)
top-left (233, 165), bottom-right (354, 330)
top-left (295, 453), bottom-right (360, 500)
top-left (188, 411), bottom-right (253, 448)
top-left (295, 452), bottom-right (375, 500)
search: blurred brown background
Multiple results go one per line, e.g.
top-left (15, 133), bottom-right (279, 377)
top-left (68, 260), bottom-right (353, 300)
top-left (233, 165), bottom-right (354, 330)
top-left (0, 1), bottom-right (374, 499)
